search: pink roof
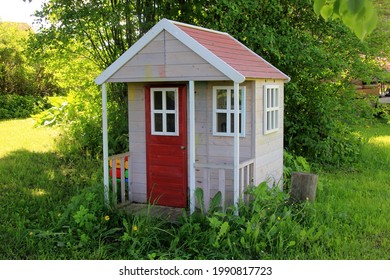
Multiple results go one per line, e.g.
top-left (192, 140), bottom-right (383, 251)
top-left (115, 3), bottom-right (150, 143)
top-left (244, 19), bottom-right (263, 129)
top-left (175, 23), bottom-right (289, 81)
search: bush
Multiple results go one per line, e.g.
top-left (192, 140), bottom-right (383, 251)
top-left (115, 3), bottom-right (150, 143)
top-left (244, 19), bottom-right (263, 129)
top-left (0, 94), bottom-right (51, 120)
top-left (284, 82), bottom-right (366, 168)
top-left (33, 97), bottom-right (69, 127)
top-left (374, 101), bottom-right (390, 123)
top-left (32, 83), bottom-right (129, 158)
top-left (283, 150), bottom-right (311, 191)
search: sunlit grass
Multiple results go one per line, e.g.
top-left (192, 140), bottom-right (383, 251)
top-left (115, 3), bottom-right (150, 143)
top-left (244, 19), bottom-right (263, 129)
top-left (0, 118), bottom-right (59, 158)
top-left (369, 135), bottom-right (390, 145)
top-left (0, 119), bottom-right (101, 259)
top-left (314, 122), bottom-right (390, 259)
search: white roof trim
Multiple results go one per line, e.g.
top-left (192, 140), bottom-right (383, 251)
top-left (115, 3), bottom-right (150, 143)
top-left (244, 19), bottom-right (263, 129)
top-left (95, 18), bottom-right (245, 85)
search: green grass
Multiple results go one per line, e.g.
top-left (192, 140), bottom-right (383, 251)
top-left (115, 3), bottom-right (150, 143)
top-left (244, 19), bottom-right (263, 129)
top-left (0, 119), bottom-right (59, 157)
top-left (0, 118), bottom-right (389, 259)
top-left (311, 122), bottom-right (390, 259)
top-left (0, 119), bottom-right (101, 259)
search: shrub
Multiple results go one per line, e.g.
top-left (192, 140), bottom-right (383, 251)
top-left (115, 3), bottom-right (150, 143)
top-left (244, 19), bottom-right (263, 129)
top-left (0, 94), bottom-right (51, 120)
top-left (374, 101), bottom-right (390, 123)
top-left (40, 84), bottom-right (129, 158)
top-left (283, 150), bottom-right (311, 191)
top-left (33, 97), bottom-right (69, 127)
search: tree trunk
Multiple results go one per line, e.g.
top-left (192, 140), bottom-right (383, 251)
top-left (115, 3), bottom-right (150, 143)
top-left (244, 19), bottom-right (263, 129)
top-left (290, 172), bottom-right (318, 202)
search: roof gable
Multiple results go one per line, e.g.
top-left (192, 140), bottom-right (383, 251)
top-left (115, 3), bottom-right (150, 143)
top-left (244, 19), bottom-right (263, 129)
top-left (107, 30), bottom-right (229, 82)
top-left (95, 19), bottom-right (289, 85)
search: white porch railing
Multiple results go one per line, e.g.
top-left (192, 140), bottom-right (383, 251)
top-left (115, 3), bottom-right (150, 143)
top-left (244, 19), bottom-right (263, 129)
top-left (108, 152), bottom-right (131, 204)
top-left (194, 158), bottom-right (255, 211)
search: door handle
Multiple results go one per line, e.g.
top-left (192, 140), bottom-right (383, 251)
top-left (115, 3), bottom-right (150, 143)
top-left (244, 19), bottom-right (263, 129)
top-left (180, 146), bottom-right (186, 150)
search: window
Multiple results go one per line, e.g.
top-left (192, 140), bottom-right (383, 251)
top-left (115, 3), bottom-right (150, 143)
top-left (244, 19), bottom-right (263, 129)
top-left (212, 86), bottom-right (245, 136)
top-left (151, 88), bottom-right (179, 135)
top-left (264, 85), bottom-right (279, 134)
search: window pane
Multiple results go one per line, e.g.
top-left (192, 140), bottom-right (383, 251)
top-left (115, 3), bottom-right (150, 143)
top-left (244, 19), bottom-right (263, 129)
top-left (271, 111), bottom-right (275, 130)
top-left (217, 89), bottom-right (227, 109)
top-left (166, 91), bottom-right (175, 110)
top-left (217, 113), bottom-right (227, 132)
top-left (275, 110), bottom-right (278, 129)
top-left (166, 113), bottom-right (176, 133)
top-left (230, 113), bottom-right (242, 133)
top-left (274, 90), bottom-right (278, 107)
top-left (267, 111), bottom-right (271, 131)
top-left (267, 90), bottom-right (271, 108)
top-left (230, 90), bottom-right (243, 110)
top-left (154, 113), bottom-right (163, 132)
top-left (154, 91), bottom-right (163, 110)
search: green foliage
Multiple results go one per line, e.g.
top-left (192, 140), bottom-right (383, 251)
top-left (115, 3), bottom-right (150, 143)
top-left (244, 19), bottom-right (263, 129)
top-left (283, 150), bottom-right (311, 191)
top-left (373, 100), bottom-right (390, 122)
top-left (194, 187), bottom-right (223, 216)
top-left (0, 22), bottom-right (60, 97)
top-left (0, 95), bottom-right (51, 120)
top-left (1, 119), bottom-right (390, 259)
top-left (202, 0), bottom-right (378, 166)
top-left (33, 0), bottom-right (217, 69)
top-left (33, 100), bottom-right (68, 126)
top-left (313, 0), bottom-right (378, 40)
top-left (52, 85), bottom-right (128, 157)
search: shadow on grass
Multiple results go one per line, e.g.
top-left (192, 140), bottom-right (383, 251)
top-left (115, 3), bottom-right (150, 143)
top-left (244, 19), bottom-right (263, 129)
top-left (0, 149), bottom-right (101, 259)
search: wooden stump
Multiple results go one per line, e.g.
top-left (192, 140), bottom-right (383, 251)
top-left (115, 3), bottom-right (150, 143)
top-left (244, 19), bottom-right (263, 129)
top-left (290, 172), bottom-right (318, 202)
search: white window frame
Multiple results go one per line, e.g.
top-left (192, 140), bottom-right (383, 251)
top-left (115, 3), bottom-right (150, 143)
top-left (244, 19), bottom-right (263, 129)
top-left (150, 88), bottom-right (179, 136)
top-left (212, 86), bottom-right (246, 137)
top-left (264, 85), bottom-right (280, 134)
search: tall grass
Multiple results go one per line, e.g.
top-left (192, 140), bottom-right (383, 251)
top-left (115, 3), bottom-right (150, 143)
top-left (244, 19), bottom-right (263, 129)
top-left (310, 123), bottom-right (390, 259)
top-left (0, 119), bottom-right (101, 259)
top-left (0, 119), bottom-right (389, 259)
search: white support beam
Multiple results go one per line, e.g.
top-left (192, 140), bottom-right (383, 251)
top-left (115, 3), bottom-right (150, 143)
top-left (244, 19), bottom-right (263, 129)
top-left (102, 83), bottom-right (109, 206)
top-left (233, 82), bottom-right (240, 215)
top-left (189, 80), bottom-right (196, 214)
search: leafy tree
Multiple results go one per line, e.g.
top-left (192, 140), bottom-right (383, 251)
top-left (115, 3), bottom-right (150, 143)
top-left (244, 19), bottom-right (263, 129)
top-left (0, 22), bottom-right (59, 96)
top-left (33, 0), bottom-right (215, 70)
top-left (202, 0), bottom-right (378, 166)
top-left (31, 0), bottom-right (385, 165)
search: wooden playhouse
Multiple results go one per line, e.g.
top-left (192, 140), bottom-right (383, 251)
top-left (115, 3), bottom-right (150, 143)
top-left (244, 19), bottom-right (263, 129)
top-left (95, 19), bottom-right (290, 213)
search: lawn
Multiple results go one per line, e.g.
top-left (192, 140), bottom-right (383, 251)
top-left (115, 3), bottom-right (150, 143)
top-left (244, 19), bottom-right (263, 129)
top-left (313, 123), bottom-right (390, 259)
top-left (0, 118), bottom-right (101, 259)
top-left (0, 118), bottom-right (389, 259)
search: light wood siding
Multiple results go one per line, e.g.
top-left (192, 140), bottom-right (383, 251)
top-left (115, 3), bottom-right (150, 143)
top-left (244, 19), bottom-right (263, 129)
top-left (109, 31), bottom-right (228, 83)
top-left (253, 79), bottom-right (284, 189)
top-left (126, 79), bottom-right (284, 204)
top-left (128, 83), bottom-right (147, 203)
top-left (193, 81), bottom-right (254, 203)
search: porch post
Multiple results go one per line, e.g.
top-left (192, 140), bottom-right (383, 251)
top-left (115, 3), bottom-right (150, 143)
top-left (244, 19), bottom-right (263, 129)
top-left (102, 83), bottom-right (109, 206)
top-left (189, 80), bottom-right (196, 214)
top-left (233, 82), bottom-right (240, 214)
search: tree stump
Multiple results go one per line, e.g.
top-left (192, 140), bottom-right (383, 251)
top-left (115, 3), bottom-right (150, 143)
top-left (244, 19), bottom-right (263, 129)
top-left (290, 172), bottom-right (318, 202)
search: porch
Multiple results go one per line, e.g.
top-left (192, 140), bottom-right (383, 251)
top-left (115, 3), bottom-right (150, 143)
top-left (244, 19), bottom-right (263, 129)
top-left (109, 152), bottom-right (255, 212)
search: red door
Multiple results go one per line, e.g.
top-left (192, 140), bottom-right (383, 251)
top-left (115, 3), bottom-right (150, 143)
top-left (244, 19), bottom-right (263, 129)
top-left (145, 85), bottom-right (187, 207)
